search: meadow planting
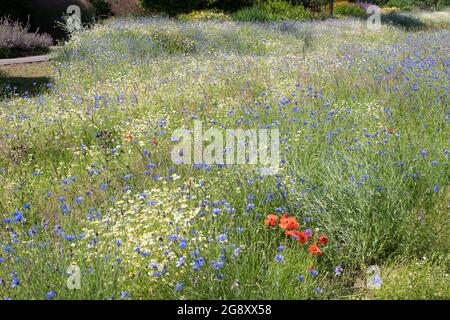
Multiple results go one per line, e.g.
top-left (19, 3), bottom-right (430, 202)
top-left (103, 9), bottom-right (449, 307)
top-left (0, 14), bottom-right (449, 299)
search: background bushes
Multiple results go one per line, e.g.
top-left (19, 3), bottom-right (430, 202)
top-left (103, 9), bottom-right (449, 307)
top-left (232, 0), bottom-right (313, 21)
top-left (333, 1), bottom-right (367, 17)
top-left (138, 0), bottom-right (211, 15)
top-left (0, 17), bottom-right (53, 58)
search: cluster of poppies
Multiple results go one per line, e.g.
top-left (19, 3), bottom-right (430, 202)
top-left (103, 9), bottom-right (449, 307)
top-left (264, 214), bottom-right (328, 256)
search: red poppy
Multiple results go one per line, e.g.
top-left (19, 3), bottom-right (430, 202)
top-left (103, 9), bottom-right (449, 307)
top-left (124, 133), bottom-right (133, 142)
top-left (285, 229), bottom-right (299, 237)
top-left (318, 235), bottom-right (328, 245)
top-left (152, 139), bottom-right (159, 146)
top-left (264, 214), bottom-right (278, 227)
top-left (296, 231), bottom-right (308, 244)
top-left (285, 230), bottom-right (307, 243)
top-left (308, 242), bottom-right (322, 256)
top-left (279, 214), bottom-right (300, 230)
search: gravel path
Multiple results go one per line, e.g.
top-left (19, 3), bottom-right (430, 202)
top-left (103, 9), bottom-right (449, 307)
top-left (0, 55), bottom-right (51, 66)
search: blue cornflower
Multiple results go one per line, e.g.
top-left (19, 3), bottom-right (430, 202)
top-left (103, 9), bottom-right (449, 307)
top-left (74, 197), bottom-right (84, 204)
top-left (211, 260), bottom-right (225, 270)
top-left (191, 250), bottom-right (200, 257)
top-left (335, 266), bottom-right (343, 276)
top-left (13, 211), bottom-right (24, 223)
top-left (175, 283), bottom-right (184, 291)
top-left (275, 255), bottom-right (284, 263)
top-left (60, 203), bottom-right (71, 214)
top-left (277, 245), bottom-right (284, 252)
top-left (218, 234), bottom-right (227, 243)
top-left (11, 275), bottom-right (19, 288)
top-left (176, 256), bottom-right (185, 267)
top-left (179, 239), bottom-right (187, 249)
top-left (308, 269), bottom-right (319, 276)
top-left (167, 234), bottom-right (178, 241)
top-left (46, 291), bottom-right (56, 299)
top-left (433, 185), bottom-right (440, 192)
top-left (120, 291), bottom-right (129, 299)
top-left (123, 174), bottom-right (133, 180)
top-left (193, 257), bottom-right (205, 270)
top-left (297, 275), bottom-right (304, 282)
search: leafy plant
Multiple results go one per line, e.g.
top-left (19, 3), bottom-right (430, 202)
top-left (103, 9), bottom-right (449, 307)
top-left (232, 0), bottom-right (313, 21)
top-left (0, 17), bottom-right (52, 58)
top-left (333, 1), bottom-right (366, 17)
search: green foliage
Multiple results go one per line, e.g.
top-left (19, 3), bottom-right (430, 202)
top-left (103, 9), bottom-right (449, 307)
top-left (369, 256), bottom-right (450, 299)
top-left (177, 9), bottom-right (231, 21)
top-left (333, 1), bottom-right (366, 18)
top-left (385, 0), bottom-right (416, 9)
top-left (232, 5), bottom-right (274, 21)
top-left (138, 0), bottom-right (211, 15)
top-left (208, 0), bottom-right (258, 10)
top-left (232, 0), bottom-right (313, 21)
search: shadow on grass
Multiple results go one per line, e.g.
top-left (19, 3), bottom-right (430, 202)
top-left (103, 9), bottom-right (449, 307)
top-left (381, 13), bottom-right (428, 31)
top-left (0, 69), bottom-right (53, 97)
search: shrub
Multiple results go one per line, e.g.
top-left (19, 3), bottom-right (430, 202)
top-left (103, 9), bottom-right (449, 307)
top-left (232, 5), bottom-right (274, 21)
top-left (0, 17), bottom-right (53, 59)
top-left (232, 0), bottom-right (313, 22)
top-left (263, 0), bottom-right (313, 20)
top-left (177, 9), bottom-right (231, 21)
top-left (209, 0), bottom-right (257, 10)
top-left (381, 6), bottom-right (401, 13)
top-left (385, 0), bottom-right (416, 9)
top-left (138, 0), bottom-right (210, 15)
top-left (333, 1), bottom-right (367, 17)
top-left (90, 0), bottom-right (113, 18)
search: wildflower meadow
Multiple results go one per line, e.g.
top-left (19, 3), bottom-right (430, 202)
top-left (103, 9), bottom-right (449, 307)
top-left (0, 7), bottom-right (449, 300)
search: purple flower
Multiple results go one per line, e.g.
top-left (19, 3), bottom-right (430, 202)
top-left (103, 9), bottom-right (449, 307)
top-left (335, 266), bottom-right (343, 276)
top-left (275, 255), bottom-right (284, 263)
top-left (218, 234), bottom-right (227, 243)
top-left (175, 283), bottom-right (184, 291)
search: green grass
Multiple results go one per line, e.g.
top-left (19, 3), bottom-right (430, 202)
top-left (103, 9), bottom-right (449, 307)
top-left (0, 12), bottom-right (449, 300)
